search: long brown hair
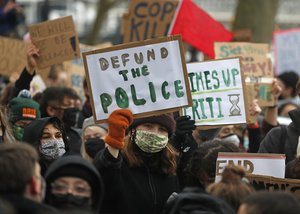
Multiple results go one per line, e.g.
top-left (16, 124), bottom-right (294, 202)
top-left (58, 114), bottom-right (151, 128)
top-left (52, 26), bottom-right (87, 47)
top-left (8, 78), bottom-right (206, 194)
top-left (122, 130), bottom-right (177, 176)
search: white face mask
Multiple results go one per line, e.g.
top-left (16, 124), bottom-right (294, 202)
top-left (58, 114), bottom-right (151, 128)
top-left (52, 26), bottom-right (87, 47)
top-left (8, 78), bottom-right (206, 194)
top-left (222, 134), bottom-right (240, 147)
top-left (135, 130), bottom-right (168, 153)
top-left (40, 139), bottom-right (66, 160)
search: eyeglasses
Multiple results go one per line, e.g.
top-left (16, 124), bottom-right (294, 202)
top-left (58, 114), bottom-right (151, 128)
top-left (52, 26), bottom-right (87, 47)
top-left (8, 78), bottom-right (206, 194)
top-left (51, 182), bottom-right (91, 196)
top-left (49, 105), bottom-right (67, 111)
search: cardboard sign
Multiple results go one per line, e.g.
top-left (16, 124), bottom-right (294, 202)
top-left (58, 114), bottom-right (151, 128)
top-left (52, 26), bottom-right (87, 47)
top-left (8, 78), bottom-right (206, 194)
top-left (0, 36), bottom-right (28, 75)
top-left (247, 174), bottom-right (300, 200)
top-left (29, 16), bottom-right (80, 69)
top-left (214, 42), bottom-right (274, 107)
top-left (274, 29), bottom-right (300, 75)
top-left (122, 0), bottom-right (178, 43)
top-left (184, 58), bottom-right (247, 126)
top-left (216, 152), bottom-right (286, 182)
top-left (83, 35), bottom-right (192, 122)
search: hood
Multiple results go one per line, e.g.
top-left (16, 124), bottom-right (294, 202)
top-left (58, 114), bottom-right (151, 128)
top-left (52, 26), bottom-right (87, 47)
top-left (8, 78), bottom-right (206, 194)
top-left (44, 155), bottom-right (104, 213)
top-left (22, 117), bottom-right (69, 150)
top-left (288, 109), bottom-right (300, 133)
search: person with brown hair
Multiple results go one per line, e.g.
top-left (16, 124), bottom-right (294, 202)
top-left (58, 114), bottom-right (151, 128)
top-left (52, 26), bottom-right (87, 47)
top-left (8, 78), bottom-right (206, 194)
top-left (207, 165), bottom-right (256, 211)
top-left (0, 143), bottom-right (57, 213)
top-left (93, 109), bottom-right (179, 214)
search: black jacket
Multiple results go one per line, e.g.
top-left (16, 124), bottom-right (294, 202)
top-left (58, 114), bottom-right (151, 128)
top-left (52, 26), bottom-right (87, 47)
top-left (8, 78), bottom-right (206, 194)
top-left (259, 109), bottom-right (300, 163)
top-left (94, 147), bottom-right (179, 214)
top-left (3, 194), bottom-right (57, 214)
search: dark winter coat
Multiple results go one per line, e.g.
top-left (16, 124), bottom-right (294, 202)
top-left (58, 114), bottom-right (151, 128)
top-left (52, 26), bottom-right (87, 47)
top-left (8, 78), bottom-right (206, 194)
top-left (94, 147), bottom-right (180, 214)
top-left (259, 109), bottom-right (300, 163)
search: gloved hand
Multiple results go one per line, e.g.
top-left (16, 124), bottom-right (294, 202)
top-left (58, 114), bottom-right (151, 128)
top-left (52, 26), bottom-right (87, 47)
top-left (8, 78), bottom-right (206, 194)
top-left (175, 115), bottom-right (196, 137)
top-left (105, 109), bottom-right (133, 149)
top-left (173, 116), bottom-right (196, 151)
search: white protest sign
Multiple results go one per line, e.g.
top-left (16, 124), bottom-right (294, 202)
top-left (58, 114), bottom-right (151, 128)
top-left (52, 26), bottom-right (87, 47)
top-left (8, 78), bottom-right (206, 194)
top-left (274, 29), bottom-right (300, 75)
top-left (215, 152), bottom-right (286, 182)
top-left (183, 58), bottom-right (247, 126)
top-left (83, 35), bottom-right (192, 122)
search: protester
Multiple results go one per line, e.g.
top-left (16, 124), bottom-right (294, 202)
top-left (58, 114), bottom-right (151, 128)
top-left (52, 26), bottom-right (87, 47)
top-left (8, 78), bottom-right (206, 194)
top-left (38, 86), bottom-right (82, 154)
top-left (81, 116), bottom-right (107, 162)
top-left (238, 191), bottom-right (300, 214)
top-left (258, 101), bottom-right (300, 163)
top-left (94, 109), bottom-right (179, 214)
top-left (22, 117), bottom-right (69, 175)
top-left (0, 0), bottom-right (23, 36)
top-left (207, 165), bottom-right (255, 211)
top-left (163, 187), bottom-right (235, 214)
top-left (7, 89), bottom-right (41, 141)
top-left (0, 105), bottom-right (14, 143)
top-left (277, 71), bottom-right (300, 108)
top-left (285, 156), bottom-right (300, 179)
top-left (184, 139), bottom-right (240, 189)
top-left (44, 155), bottom-right (104, 213)
top-left (0, 143), bottom-right (57, 214)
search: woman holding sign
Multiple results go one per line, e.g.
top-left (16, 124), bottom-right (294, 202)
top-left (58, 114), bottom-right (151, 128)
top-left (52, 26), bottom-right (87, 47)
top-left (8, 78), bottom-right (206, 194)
top-left (93, 109), bottom-right (179, 214)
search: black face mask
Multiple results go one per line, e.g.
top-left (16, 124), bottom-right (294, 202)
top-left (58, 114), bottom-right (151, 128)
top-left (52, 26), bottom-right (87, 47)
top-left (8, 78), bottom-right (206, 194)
top-left (85, 138), bottom-right (105, 158)
top-left (63, 108), bottom-right (80, 128)
top-left (49, 193), bottom-right (92, 211)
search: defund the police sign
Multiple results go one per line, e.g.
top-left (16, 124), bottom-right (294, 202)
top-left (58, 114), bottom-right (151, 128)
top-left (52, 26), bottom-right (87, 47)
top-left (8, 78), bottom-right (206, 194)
top-left (83, 35), bottom-right (192, 122)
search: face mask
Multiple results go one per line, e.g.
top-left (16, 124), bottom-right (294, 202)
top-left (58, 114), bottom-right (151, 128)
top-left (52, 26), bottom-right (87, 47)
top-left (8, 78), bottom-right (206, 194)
top-left (222, 134), bottom-right (240, 147)
top-left (49, 193), bottom-right (92, 210)
top-left (12, 124), bottom-right (24, 141)
top-left (135, 130), bottom-right (168, 153)
top-left (40, 139), bottom-right (66, 160)
top-left (85, 138), bottom-right (105, 158)
top-left (63, 108), bottom-right (80, 128)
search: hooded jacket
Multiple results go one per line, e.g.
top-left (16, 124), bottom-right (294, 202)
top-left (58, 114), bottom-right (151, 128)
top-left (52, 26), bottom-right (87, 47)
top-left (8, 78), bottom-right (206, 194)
top-left (22, 117), bottom-right (69, 175)
top-left (163, 187), bottom-right (235, 214)
top-left (259, 108), bottom-right (300, 163)
top-left (44, 155), bottom-right (104, 213)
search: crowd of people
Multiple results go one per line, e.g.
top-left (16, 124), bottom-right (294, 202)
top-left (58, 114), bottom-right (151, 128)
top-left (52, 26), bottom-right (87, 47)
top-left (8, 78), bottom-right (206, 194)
top-left (2, 1), bottom-right (300, 214)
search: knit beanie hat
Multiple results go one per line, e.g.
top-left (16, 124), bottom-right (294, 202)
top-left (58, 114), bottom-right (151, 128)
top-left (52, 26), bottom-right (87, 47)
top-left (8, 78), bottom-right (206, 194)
top-left (8, 96), bottom-right (41, 123)
top-left (129, 113), bottom-right (176, 137)
top-left (82, 116), bottom-right (108, 132)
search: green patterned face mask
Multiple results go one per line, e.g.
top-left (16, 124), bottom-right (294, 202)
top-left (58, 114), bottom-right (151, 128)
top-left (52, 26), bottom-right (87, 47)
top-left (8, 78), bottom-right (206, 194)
top-left (135, 130), bottom-right (168, 153)
top-left (12, 125), bottom-right (24, 141)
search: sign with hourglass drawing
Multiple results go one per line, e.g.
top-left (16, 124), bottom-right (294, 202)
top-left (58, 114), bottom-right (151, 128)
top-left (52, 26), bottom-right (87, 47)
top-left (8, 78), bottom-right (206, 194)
top-left (184, 58), bottom-right (247, 126)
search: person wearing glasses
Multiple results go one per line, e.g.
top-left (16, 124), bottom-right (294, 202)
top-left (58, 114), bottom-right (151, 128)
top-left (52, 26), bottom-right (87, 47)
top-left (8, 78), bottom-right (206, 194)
top-left (44, 155), bottom-right (104, 213)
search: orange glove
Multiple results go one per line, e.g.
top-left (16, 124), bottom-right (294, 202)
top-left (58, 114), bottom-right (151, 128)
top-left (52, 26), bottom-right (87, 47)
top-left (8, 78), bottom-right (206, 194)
top-left (105, 109), bottom-right (133, 149)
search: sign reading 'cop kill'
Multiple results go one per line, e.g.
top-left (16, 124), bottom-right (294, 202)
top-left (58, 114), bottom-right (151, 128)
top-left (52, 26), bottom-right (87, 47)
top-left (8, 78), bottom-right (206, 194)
top-left (83, 35), bottom-right (192, 122)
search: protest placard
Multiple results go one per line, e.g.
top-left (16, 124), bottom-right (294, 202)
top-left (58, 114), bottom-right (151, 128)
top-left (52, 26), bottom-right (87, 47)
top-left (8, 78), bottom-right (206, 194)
top-left (83, 35), bottom-right (192, 122)
top-left (247, 174), bottom-right (300, 200)
top-left (29, 16), bottom-right (80, 69)
top-left (214, 42), bottom-right (274, 107)
top-left (0, 36), bottom-right (28, 75)
top-left (215, 152), bottom-right (286, 182)
top-left (122, 0), bottom-right (178, 43)
top-left (183, 58), bottom-right (247, 126)
top-left (274, 28), bottom-right (300, 76)
top-left (64, 43), bottom-right (112, 102)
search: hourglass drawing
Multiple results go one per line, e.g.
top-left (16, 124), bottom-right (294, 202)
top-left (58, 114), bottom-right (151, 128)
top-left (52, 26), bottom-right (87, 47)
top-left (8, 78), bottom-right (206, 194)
top-left (228, 94), bottom-right (241, 116)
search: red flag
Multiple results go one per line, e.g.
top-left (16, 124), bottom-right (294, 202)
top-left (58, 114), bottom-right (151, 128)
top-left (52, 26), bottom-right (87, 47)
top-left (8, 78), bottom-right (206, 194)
top-left (169, 0), bottom-right (233, 59)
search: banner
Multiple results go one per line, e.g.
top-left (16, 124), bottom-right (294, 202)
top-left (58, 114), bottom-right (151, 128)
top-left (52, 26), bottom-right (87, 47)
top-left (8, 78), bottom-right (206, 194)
top-left (83, 35), bottom-right (192, 122)
top-left (214, 42), bottom-right (275, 107)
top-left (29, 16), bottom-right (80, 69)
top-left (122, 0), bottom-right (178, 43)
top-left (0, 36), bottom-right (28, 75)
top-left (247, 174), bottom-right (300, 200)
top-left (184, 58), bottom-right (247, 126)
top-left (216, 152), bottom-right (286, 182)
top-left (274, 28), bottom-right (300, 76)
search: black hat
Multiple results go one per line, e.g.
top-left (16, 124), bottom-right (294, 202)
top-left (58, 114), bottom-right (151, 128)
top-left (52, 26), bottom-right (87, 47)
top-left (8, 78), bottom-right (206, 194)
top-left (129, 113), bottom-right (176, 136)
top-left (45, 155), bottom-right (104, 212)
